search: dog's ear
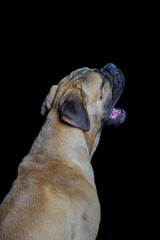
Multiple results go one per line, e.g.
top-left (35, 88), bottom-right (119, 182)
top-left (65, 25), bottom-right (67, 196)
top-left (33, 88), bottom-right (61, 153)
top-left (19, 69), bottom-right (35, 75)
top-left (41, 85), bottom-right (58, 115)
top-left (59, 88), bottom-right (90, 131)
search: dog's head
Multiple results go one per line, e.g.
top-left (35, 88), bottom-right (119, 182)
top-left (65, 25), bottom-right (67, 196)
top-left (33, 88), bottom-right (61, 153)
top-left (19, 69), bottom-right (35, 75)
top-left (41, 63), bottom-right (126, 133)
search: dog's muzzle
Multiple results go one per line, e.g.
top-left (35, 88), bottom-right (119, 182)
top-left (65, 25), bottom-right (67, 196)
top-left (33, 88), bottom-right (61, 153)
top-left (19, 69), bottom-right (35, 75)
top-left (100, 63), bottom-right (126, 127)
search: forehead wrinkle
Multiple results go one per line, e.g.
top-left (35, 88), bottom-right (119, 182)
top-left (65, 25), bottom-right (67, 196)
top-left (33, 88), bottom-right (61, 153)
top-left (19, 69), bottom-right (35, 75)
top-left (66, 67), bottom-right (90, 82)
top-left (100, 71), bottom-right (114, 90)
top-left (57, 69), bottom-right (102, 99)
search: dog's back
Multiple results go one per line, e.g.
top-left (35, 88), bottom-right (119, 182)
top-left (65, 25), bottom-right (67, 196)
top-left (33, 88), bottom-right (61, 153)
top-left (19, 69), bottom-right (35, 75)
top-left (0, 157), bottom-right (100, 240)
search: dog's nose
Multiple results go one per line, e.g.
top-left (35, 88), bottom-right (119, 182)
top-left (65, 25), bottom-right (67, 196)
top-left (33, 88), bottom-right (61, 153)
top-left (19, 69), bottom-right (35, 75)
top-left (100, 63), bottom-right (125, 86)
top-left (100, 63), bottom-right (117, 74)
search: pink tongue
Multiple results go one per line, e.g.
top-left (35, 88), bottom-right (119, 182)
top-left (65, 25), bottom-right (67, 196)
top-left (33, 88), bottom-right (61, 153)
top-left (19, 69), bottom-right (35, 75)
top-left (110, 108), bottom-right (121, 119)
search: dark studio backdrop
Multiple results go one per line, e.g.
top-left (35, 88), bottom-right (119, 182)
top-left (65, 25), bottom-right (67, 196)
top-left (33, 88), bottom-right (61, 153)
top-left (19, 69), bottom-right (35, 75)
top-left (1, 2), bottom-right (154, 239)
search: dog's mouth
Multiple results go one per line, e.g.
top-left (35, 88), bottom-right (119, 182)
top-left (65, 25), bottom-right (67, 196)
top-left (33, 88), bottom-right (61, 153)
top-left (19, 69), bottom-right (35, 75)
top-left (106, 108), bottom-right (126, 127)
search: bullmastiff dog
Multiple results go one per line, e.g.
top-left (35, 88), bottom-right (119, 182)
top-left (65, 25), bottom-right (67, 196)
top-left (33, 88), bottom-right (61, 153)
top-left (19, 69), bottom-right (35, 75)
top-left (0, 63), bottom-right (126, 240)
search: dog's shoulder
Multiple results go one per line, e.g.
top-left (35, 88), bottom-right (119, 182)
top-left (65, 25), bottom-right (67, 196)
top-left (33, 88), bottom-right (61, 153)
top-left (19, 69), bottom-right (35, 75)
top-left (17, 157), bottom-right (95, 200)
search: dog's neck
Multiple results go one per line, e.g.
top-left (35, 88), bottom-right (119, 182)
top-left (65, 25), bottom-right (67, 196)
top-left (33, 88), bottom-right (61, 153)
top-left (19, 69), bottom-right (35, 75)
top-left (21, 112), bottom-right (100, 186)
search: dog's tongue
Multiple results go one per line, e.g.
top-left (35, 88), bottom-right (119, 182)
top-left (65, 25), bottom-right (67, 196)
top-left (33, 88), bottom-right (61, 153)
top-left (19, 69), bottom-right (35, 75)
top-left (110, 108), bottom-right (122, 119)
top-left (106, 108), bottom-right (126, 126)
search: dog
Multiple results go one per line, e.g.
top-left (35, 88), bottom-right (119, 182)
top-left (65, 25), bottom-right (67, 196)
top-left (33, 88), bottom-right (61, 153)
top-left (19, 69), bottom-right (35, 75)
top-left (0, 63), bottom-right (126, 240)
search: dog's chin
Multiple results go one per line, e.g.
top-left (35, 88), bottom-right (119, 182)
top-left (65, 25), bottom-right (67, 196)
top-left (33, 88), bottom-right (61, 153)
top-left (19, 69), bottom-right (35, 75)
top-left (105, 108), bottom-right (126, 127)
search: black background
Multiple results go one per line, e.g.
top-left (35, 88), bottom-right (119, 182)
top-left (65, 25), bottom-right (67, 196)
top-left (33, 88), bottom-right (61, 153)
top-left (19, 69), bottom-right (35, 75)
top-left (0, 2), bottom-right (156, 239)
